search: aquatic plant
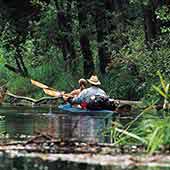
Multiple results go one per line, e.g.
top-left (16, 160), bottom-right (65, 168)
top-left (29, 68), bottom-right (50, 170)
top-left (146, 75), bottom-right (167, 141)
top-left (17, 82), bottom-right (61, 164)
top-left (103, 118), bottom-right (147, 145)
top-left (152, 71), bottom-right (170, 110)
top-left (135, 71), bottom-right (170, 153)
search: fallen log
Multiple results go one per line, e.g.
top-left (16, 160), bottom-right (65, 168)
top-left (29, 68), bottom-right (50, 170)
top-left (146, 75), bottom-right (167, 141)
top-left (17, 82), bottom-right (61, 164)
top-left (113, 99), bottom-right (142, 106)
top-left (6, 91), bottom-right (59, 104)
top-left (0, 87), bottom-right (60, 105)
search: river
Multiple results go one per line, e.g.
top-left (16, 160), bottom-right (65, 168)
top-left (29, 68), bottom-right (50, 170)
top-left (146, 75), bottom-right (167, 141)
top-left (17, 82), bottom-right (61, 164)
top-left (0, 105), bottom-right (169, 170)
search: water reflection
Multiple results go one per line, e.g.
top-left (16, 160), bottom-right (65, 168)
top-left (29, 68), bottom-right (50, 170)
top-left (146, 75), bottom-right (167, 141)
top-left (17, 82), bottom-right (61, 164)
top-left (0, 111), bottom-right (112, 142)
top-left (0, 154), bottom-right (169, 170)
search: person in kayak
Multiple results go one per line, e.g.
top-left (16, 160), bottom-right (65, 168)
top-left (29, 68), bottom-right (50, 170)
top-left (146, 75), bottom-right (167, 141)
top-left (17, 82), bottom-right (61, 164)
top-left (63, 78), bottom-right (87, 101)
top-left (70, 78), bottom-right (87, 97)
top-left (71, 75), bottom-right (113, 109)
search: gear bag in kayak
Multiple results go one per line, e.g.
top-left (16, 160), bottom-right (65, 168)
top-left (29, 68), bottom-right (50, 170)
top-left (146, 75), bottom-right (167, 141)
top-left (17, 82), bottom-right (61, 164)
top-left (86, 95), bottom-right (116, 110)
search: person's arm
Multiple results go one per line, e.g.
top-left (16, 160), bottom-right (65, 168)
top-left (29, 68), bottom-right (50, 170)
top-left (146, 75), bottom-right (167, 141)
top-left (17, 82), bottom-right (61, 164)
top-left (72, 89), bottom-right (87, 104)
top-left (70, 89), bottom-right (80, 97)
top-left (63, 89), bottom-right (80, 102)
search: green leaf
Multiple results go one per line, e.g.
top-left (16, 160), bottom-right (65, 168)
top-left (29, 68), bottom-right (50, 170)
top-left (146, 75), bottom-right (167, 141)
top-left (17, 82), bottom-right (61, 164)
top-left (153, 85), bottom-right (166, 98)
top-left (165, 83), bottom-right (169, 96)
top-left (115, 127), bottom-right (146, 144)
top-left (147, 127), bottom-right (163, 153)
top-left (0, 51), bottom-right (5, 64)
top-left (156, 71), bottom-right (166, 92)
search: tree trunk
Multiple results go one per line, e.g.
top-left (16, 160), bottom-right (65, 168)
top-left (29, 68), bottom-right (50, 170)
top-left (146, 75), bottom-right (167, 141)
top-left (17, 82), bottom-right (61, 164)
top-left (143, 0), bottom-right (162, 44)
top-left (13, 34), bottom-right (29, 77)
top-left (144, 6), bottom-right (157, 43)
top-left (77, 0), bottom-right (94, 78)
top-left (95, 1), bottom-right (110, 74)
top-left (54, 0), bottom-right (77, 73)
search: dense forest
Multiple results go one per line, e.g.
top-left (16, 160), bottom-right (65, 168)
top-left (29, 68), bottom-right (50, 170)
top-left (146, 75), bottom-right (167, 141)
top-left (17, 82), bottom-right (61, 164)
top-left (2, 0), bottom-right (170, 156)
top-left (0, 0), bottom-right (170, 100)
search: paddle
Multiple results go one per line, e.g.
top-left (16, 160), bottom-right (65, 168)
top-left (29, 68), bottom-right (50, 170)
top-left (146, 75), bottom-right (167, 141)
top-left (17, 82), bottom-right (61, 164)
top-left (43, 88), bottom-right (63, 97)
top-left (31, 79), bottom-right (73, 98)
top-left (31, 79), bottom-right (53, 89)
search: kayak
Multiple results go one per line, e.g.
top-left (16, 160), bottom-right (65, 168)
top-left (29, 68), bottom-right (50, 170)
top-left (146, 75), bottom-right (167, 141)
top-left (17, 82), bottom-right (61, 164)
top-left (58, 103), bottom-right (115, 115)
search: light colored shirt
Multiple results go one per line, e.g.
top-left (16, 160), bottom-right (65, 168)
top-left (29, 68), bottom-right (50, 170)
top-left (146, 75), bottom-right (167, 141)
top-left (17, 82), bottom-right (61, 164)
top-left (72, 86), bottom-right (107, 103)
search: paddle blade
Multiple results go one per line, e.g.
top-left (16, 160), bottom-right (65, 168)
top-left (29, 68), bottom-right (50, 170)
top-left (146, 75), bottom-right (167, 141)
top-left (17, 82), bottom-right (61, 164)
top-left (31, 79), bottom-right (49, 89)
top-left (43, 88), bottom-right (62, 97)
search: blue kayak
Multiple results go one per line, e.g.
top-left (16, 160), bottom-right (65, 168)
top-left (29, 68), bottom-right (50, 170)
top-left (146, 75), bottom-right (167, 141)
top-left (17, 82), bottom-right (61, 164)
top-left (58, 103), bottom-right (114, 114)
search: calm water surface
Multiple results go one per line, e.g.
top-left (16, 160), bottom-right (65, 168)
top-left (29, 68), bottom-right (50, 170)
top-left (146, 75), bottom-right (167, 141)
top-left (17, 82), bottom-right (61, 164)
top-left (0, 106), bottom-right (168, 170)
top-left (0, 105), bottom-right (113, 142)
top-left (0, 154), bottom-right (169, 170)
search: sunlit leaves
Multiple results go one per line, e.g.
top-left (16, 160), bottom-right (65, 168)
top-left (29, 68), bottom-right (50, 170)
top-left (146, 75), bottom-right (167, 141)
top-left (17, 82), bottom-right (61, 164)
top-left (156, 71), bottom-right (166, 91)
top-left (152, 71), bottom-right (170, 109)
top-left (156, 6), bottom-right (170, 22)
top-left (31, 0), bottom-right (47, 9)
top-left (147, 127), bottom-right (163, 153)
top-left (156, 6), bottom-right (170, 33)
top-left (115, 127), bottom-right (146, 144)
top-left (153, 85), bottom-right (167, 98)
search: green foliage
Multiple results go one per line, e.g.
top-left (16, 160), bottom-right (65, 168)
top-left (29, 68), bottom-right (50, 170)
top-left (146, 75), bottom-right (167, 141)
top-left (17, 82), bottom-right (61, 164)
top-left (103, 121), bottom-right (146, 145)
top-left (104, 72), bottom-right (170, 153)
top-left (137, 116), bottom-right (170, 154)
top-left (1, 0), bottom-right (170, 154)
top-left (130, 0), bottom-right (150, 6)
top-left (0, 2), bottom-right (81, 97)
top-left (156, 6), bottom-right (170, 33)
top-left (103, 21), bottom-right (170, 99)
top-left (0, 0), bottom-right (170, 102)
top-left (0, 48), bottom-right (5, 64)
top-left (135, 73), bottom-right (170, 153)
top-left (152, 71), bottom-right (170, 109)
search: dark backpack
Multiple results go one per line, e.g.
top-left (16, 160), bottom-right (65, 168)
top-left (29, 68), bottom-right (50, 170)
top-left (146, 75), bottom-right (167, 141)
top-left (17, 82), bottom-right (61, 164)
top-left (86, 95), bottom-right (115, 110)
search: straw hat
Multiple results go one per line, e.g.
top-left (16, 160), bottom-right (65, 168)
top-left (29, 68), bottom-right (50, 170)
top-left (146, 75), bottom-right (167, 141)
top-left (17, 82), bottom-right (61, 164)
top-left (87, 75), bottom-right (101, 85)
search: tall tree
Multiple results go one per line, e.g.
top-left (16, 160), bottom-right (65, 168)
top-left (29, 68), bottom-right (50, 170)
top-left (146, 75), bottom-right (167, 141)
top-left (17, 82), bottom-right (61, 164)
top-left (77, 0), bottom-right (94, 78)
top-left (143, 0), bottom-right (162, 44)
top-left (54, 0), bottom-right (77, 73)
top-left (95, 1), bottom-right (110, 74)
top-left (95, 0), bottom-right (128, 74)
